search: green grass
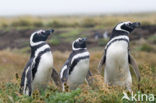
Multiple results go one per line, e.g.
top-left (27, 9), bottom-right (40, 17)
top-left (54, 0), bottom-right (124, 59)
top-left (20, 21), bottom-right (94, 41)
top-left (148, 35), bottom-right (156, 44)
top-left (0, 81), bottom-right (81, 103)
top-left (0, 13), bottom-right (156, 102)
top-left (49, 37), bottom-right (60, 46)
top-left (98, 39), bottom-right (109, 46)
top-left (0, 50), bottom-right (155, 103)
top-left (18, 47), bottom-right (31, 53)
top-left (59, 29), bottom-right (81, 38)
top-left (0, 72), bottom-right (155, 103)
top-left (136, 43), bottom-right (155, 52)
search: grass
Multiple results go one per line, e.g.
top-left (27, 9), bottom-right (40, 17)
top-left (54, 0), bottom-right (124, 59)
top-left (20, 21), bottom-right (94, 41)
top-left (1, 13), bottom-right (156, 29)
top-left (0, 50), bottom-right (155, 103)
top-left (58, 29), bottom-right (83, 43)
top-left (59, 29), bottom-right (81, 38)
top-left (49, 37), bottom-right (60, 46)
top-left (0, 13), bottom-right (156, 102)
top-left (137, 43), bottom-right (155, 52)
top-left (148, 35), bottom-right (156, 44)
top-left (98, 38), bottom-right (109, 46)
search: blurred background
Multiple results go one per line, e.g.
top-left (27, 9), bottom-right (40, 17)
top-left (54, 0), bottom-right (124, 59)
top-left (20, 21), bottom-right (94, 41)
top-left (0, 0), bottom-right (155, 102)
top-left (0, 0), bottom-right (156, 78)
top-left (0, 0), bottom-right (156, 79)
top-left (0, 0), bottom-right (156, 103)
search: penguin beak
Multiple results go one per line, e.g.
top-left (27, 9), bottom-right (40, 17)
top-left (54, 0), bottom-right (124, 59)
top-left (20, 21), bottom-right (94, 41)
top-left (49, 29), bottom-right (54, 33)
top-left (82, 38), bottom-right (87, 41)
top-left (132, 22), bottom-right (141, 28)
top-left (45, 29), bottom-right (55, 35)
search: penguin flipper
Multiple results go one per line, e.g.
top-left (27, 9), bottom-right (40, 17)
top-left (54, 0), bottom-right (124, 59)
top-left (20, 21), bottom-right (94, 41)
top-left (86, 70), bottom-right (94, 87)
top-left (20, 59), bottom-right (33, 95)
top-left (129, 54), bottom-right (141, 82)
top-left (26, 67), bottom-right (33, 96)
top-left (60, 67), bottom-right (69, 83)
top-left (60, 65), bottom-right (70, 91)
top-left (21, 66), bottom-right (33, 96)
top-left (98, 51), bottom-right (106, 73)
top-left (51, 68), bottom-right (62, 88)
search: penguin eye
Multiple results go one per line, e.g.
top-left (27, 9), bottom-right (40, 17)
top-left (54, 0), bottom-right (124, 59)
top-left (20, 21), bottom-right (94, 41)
top-left (36, 30), bottom-right (45, 35)
top-left (36, 33), bottom-right (41, 35)
top-left (79, 38), bottom-right (83, 41)
top-left (127, 22), bottom-right (132, 26)
top-left (78, 40), bottom-right (82, 43)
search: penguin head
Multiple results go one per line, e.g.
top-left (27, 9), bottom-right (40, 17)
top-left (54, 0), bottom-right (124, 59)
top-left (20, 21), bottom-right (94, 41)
top-left (72, 38), bottom-right (87, 51)
top-left (30, 29), bottom-right (54, 46)
top-left (113, 21), bottom-right (141, 34)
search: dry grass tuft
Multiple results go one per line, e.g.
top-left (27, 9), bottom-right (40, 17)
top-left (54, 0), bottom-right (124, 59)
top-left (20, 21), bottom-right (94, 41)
top-left (0, 50), bottom-right (155, 102)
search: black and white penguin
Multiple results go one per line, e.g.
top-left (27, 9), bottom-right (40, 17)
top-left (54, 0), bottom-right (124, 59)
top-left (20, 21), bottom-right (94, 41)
top-left (20, 29), bottom-right (60, 96)
top-left (60, 38), bottom-right (92, 91)
top-left (98, 21), bottom-right (141, 91)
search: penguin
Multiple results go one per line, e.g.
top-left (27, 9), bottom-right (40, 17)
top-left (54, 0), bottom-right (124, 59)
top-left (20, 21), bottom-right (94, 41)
top-left (60, 38), bottom-right (93, 91)
top-left (20, 29), bottom-right (61, 96)
top-left (98, 21), bottom-right (141, 91)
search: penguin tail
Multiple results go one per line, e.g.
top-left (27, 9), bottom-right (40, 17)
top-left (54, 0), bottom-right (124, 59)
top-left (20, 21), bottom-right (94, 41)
top-left (51, 68), bottom-right (62, 88)
top-left (98, 54), bottom-right (106, 73)
top-left (128, 54), bottom-right (141, 90)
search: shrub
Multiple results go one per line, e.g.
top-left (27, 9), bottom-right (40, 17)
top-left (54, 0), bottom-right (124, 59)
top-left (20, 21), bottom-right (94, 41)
top-left (142, 21), bottom-right (151, 25)
top-left (148, 35), bottom-right (156, 44)
top-left (98, 39), bottom-right (109, 46)
top-left (0, 51), bottom-right (156, 103)
top-left (138, 43), bottom-right (155, 52)
top-left (59, 29), bottom-right (81, 38)
top-left (46, 20), bottom-right (67, 28)
top-left (49, 37), bottom-right (60, 46)
top-left (1, 22), bottom-right (8, 28)
top-left (33, 21), bottom-right (44, 27)
top-left (48, 89), bottom-right (81, 103)
top-left (81, 18), bottom-right (96, 28)
top-left (11, 19), bottom-right (32, 27)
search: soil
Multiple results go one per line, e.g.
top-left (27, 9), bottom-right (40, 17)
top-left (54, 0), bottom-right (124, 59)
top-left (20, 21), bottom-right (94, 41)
top-left (0, 25), bottom-right (155, 51)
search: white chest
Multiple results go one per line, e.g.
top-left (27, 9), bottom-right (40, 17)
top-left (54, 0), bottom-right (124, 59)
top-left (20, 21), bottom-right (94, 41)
top-left (106, 41), bottom-right (128, 62)
top-left (32, 51), bottom-right (53, 88)
top-left (68, 58), bottom-right (89, 85)
top-left (105, 41), bottom-right (131, 83)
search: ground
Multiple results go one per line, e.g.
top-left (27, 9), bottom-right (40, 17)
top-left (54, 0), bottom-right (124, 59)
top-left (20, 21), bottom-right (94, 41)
top-left (0, 14), bottom-right (155, 103)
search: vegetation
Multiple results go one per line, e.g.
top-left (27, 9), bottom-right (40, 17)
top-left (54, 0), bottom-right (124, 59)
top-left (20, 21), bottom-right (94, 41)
top-left (0, 50), bottom-right (155, 103)
top-left (137, 43), bottom-right (155, 52)
top-left (0, 13), bottom-right (156, 29)
top-left (49, 37), bottom-right (60, 46)
top-left (148, 35), bottom-right (156, 44)
top-left (98, 39), bottom-right (109, 46)
top-left (0, 13), bottom-right (156, 102)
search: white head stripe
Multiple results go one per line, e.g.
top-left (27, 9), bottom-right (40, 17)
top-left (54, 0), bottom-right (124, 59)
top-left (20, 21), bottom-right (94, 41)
top-left (72, 38), bottom-right (87, 51)
top-left (36, 30), bottom-right (45, 34)
top-left (31, 44), bottom-right (50, 64)
top-left (115, 21), bottom-right (131, 34)
top-left (71, 51), bottom-right (89, 64)
top-left (30, 30), bottom-right (45, 46)
top-left (34, 44), bottom-right (50, 57)
top-left (60, 65), bottom-right (67, 78)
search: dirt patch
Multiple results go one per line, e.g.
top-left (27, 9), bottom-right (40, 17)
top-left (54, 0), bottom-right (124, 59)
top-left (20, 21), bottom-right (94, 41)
top-left (0, 25), bottom-right (155, 51)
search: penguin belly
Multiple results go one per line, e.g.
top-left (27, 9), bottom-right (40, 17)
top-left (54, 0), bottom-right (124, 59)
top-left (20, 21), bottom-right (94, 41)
top-left (32, 52), bottom-right (53, 90)
top-left (68, 59), bottom-right (89, 89)
top-left (105, 41), bottom-right (132, 87)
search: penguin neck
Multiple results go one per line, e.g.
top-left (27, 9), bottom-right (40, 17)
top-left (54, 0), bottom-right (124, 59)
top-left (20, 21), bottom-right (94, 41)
top-left (30, 42), bottom-right (47, 58)
top-left (110, 30), bottom-right (129, 40)
top-left (73, 48), bottom-right (87, 52)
